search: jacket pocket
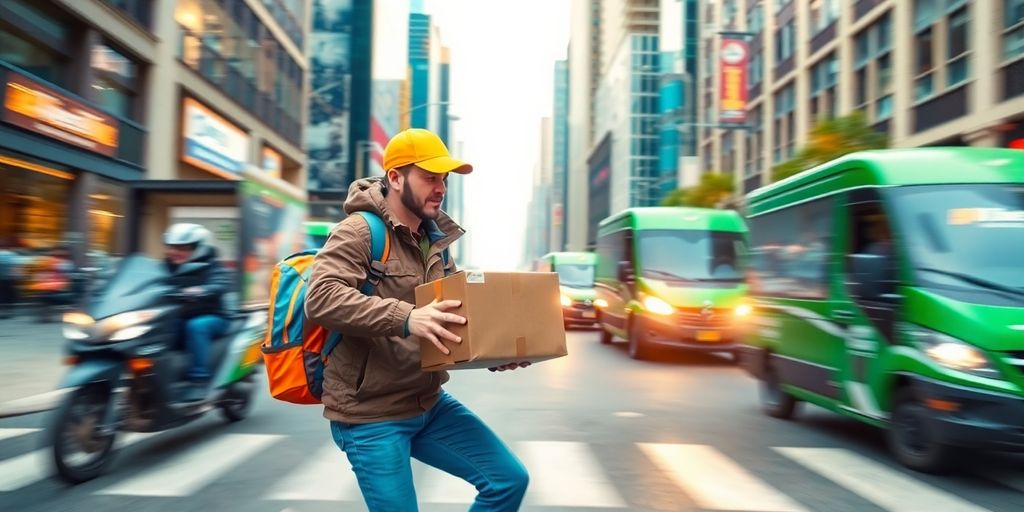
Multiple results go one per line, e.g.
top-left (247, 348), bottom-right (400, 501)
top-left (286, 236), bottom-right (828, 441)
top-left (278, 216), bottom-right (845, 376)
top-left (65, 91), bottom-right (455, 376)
top-left (353, 348), bottom-right (371, 394)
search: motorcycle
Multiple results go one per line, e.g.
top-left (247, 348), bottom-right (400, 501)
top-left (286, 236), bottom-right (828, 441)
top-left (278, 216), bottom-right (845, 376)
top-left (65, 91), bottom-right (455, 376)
top-left (45, 254), bottom-right (265, 483)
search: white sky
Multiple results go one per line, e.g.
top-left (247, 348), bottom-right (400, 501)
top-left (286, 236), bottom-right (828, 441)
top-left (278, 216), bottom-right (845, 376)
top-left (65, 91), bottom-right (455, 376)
top-left (396, 0), bottom-right (572, 269)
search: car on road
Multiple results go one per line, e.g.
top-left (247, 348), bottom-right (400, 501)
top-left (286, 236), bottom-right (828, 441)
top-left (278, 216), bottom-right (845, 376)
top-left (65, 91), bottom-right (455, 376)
top-left (739, 147), bottom-right (1024, 474)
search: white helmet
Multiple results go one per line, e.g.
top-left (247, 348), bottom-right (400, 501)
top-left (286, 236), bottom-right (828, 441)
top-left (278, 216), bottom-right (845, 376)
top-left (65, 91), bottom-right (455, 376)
top-left (163, 223), bottom-right (211, 247)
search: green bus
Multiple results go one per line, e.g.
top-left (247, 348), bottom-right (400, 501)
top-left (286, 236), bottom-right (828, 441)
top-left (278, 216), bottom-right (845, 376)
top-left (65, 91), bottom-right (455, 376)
top-left (740, 147), bottom-right (1024, 473)
top-left (594, 207), bottom-right (751, 360)
top-left (304, 221), bottom-right (334, 250)
top-left (537, 252), bottom-right (600, 329)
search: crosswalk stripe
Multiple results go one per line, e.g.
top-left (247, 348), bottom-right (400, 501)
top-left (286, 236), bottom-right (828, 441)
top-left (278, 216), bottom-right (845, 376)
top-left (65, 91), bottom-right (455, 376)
top-left (0, 428), bottom-right (39, 442)
top-left (96, 434), bottom-right (280, 497)
top-left (517, 440), bottom-right (627, 508)
top-left (775, 447), bottom-right (992, 512)
top-left (264, 444), bottom-right (360, 501)
top-left (0, 433), bottom-right (151, 492)
top-left (639, 443), bottom-right (807, 512)
top-left (413, 459), bottom-right (477, 504)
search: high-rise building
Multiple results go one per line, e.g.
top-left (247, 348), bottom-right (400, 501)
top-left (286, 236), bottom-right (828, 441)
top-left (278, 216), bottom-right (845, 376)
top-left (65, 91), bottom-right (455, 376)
top-left (0, 0), bottom-right (310, 291)
top-left (658, 0), bottom-right (701, 195)
top-left (700, 0), bottom-right (1024, 197)
top-left (566, 0), bottom-right (602, 251)
top-left (567, 0), bottom-right (661, 250)
top-left (408, 11), bottom-right (431, 129)
top-left (307, 0), bottom-right (374, 219)
top-left (552, 59), bottom-right (570, 252)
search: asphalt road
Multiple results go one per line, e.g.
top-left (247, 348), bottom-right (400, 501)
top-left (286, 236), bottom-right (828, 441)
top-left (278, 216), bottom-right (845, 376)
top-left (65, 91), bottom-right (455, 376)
top-left (1, 329), bottom-right (1023, 511)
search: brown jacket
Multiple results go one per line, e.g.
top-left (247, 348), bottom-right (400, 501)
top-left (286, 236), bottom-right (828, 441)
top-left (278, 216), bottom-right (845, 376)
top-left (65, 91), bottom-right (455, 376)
top-left (305, 177), bottom-right (462, 424)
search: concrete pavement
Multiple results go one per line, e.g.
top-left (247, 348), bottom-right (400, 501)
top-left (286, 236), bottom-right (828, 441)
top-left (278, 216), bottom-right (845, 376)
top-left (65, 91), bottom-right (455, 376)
top-left (0, 315), bottom-right (69, 417)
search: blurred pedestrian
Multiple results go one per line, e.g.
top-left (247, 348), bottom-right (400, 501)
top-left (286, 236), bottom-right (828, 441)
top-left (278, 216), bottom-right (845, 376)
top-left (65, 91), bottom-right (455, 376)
top-left (0, 245), bottom-right (16, 319)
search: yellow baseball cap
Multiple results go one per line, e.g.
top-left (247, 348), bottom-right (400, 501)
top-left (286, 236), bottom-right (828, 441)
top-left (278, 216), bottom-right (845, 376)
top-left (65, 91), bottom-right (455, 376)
top-left (383, 128), bottom-right (473, 174)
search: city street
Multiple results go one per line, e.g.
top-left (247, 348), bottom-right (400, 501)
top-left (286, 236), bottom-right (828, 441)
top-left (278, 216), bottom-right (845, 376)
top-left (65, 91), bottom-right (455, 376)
top-left (2, 330), bottom-right (1024, 512)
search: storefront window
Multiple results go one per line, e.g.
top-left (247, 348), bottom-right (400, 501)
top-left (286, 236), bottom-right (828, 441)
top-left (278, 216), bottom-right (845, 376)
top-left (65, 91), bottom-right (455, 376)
top-left (0, 28), bottom-right (67, 87)
top-left (87, 177), bottom-right (128, 259)
top-left (0, 152), bottom-right (73, 250)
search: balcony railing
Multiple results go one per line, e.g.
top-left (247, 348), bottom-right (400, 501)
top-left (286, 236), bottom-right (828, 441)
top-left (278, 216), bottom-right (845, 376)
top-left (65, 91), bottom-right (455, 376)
top-left (177, 27), bottom-right (302, 147)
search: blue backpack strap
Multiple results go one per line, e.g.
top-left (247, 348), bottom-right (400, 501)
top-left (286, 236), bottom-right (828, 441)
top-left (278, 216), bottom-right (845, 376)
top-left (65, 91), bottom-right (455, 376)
top-left (442, 248), bottom-right (452, 276)
top-left (352, 211), bottom-right (389, 295)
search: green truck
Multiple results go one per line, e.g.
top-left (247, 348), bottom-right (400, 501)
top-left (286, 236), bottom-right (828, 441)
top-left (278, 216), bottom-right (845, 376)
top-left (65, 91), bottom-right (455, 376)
top-left (537, 251), bottom-right (600, 329)
top-left (594, 207), bottom-right (751, 360)
top-left (740, 147), bottom-right (1024, 473)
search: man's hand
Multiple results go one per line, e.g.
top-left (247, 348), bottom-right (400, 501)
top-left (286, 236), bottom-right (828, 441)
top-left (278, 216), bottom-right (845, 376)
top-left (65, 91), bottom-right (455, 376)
top-left (488, 362), bottom-right (531, 372)
top-left (407, 299), bottom-right (466, 355)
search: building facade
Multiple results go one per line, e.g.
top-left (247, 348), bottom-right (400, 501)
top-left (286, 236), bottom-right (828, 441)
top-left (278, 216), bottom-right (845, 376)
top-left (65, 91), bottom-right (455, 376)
top-left (698, 0), bottom-right (1024, 196)
top-left (0, 0), bottom-right (309, 277)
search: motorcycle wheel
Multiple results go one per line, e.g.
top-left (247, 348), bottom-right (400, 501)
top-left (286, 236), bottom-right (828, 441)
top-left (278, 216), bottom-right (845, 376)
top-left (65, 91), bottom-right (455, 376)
top-left (49, 384), bottom-right (118, 484)
top-left (219, 374), bottom-right (255, 423)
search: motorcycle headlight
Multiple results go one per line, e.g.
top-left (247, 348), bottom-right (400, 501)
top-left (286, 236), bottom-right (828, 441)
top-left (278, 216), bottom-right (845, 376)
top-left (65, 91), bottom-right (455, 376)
top-left (63, 325), bottom-right (90, 340)
top-left (62, 312), bottom-right (93, 341)
top-left (105, 309), bottom-right (165, 329)
top-left (110, 324), bottom-right (155, 342)
top-left (642, 295), bottom-right (674, 316)
top-left (908, 326), bottom-right (1001, 380)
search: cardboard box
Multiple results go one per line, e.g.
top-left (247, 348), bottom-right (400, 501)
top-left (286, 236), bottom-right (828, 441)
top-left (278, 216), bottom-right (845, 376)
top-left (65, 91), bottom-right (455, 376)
top-left (415, 271), bottom-right (568, 371)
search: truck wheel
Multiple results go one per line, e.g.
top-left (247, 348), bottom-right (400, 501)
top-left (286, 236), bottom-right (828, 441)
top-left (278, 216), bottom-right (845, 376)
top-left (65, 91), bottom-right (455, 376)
top-left (627, 317), bottom-right (652, 360)
top-left (887, 388), bottom-right (958, 474)
top-left (598, 312), bottom-right (613, 344)
top-left (760, 355), bottom-right (798, 419)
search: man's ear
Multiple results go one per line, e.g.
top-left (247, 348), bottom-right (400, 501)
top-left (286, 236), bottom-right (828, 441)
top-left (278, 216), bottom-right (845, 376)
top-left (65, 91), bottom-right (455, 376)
top-left (386, 168), bottom-right (403, 191)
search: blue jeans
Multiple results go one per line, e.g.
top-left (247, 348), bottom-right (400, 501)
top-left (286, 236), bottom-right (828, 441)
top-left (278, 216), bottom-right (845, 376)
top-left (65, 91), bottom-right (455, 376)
top-left (330, 391), bottom-right (529, 511)
top-left (183, 314), bottom-right (229, 381)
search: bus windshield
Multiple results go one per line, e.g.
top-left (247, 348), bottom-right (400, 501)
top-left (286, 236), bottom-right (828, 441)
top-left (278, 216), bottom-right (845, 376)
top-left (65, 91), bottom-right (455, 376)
top-left (555, 263), bottom-right (596, 288)
top-left (637, 230), bottom-right (746, 283)
top-left (890, 184), bottom-right (1024, 291)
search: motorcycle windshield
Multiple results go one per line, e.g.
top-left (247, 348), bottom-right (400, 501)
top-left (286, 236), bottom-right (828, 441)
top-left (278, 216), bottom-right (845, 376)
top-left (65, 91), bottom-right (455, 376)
top-left (87, 254), bottom-right (173, 320)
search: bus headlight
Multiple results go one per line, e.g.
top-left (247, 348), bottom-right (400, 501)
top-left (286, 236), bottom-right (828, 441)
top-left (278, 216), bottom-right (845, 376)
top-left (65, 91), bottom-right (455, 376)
top-left (643, 296), bottom-right (674, 316)
top-left (909, 327), bottom-right (1001, 380)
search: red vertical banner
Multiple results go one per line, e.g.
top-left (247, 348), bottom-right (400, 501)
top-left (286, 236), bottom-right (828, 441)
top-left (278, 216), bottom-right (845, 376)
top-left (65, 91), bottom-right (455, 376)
top-left (719, 36), bottom-right (749, 124)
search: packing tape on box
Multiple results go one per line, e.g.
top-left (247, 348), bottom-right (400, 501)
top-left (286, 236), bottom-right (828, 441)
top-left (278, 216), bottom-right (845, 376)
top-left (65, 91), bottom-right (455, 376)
top-left (515, 336), bottom-right (526, 358)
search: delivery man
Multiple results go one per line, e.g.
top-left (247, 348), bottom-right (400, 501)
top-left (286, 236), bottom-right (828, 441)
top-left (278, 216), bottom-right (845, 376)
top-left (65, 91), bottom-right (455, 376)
top-left (305, 128), bottom-right (530, 511)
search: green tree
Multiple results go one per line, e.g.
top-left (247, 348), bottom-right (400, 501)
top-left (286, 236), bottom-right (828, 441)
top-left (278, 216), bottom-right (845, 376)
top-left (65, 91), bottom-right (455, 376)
top-left (771, 111), bottom-right (889, 183)
top-left (661, 172), bottom-right (735, 208)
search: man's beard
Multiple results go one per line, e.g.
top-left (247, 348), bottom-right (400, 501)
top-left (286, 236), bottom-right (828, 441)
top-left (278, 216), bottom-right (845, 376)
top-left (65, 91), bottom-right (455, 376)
top-left (401, 183), bottom-right (442, 220)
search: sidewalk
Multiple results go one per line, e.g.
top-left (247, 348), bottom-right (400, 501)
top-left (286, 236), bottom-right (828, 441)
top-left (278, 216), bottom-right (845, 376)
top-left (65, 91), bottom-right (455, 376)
top-left (0, 313), bottom-right (69, 417)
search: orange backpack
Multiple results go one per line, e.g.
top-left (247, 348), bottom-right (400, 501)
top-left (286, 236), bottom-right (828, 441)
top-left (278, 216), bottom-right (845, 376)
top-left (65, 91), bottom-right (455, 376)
top-left (261, 212), bottom-right (390, 404)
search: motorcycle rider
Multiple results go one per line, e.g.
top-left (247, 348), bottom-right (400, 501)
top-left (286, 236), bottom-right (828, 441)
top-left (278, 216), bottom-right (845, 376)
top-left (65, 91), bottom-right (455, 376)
top-left (163, 223), bottom-right (232, 402)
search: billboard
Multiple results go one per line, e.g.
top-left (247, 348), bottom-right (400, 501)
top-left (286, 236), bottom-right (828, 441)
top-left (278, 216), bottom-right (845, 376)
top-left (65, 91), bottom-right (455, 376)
top-left (3, 70), bottom-right (119, 156)
top-left (307, 0), bottom-right (354, 191)
top-left (239, 180), bottom-right (307, 306)
top-left (181, 97), bottom-right (249, 179)
top-left (718, 36), bottom-right (749, 124)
